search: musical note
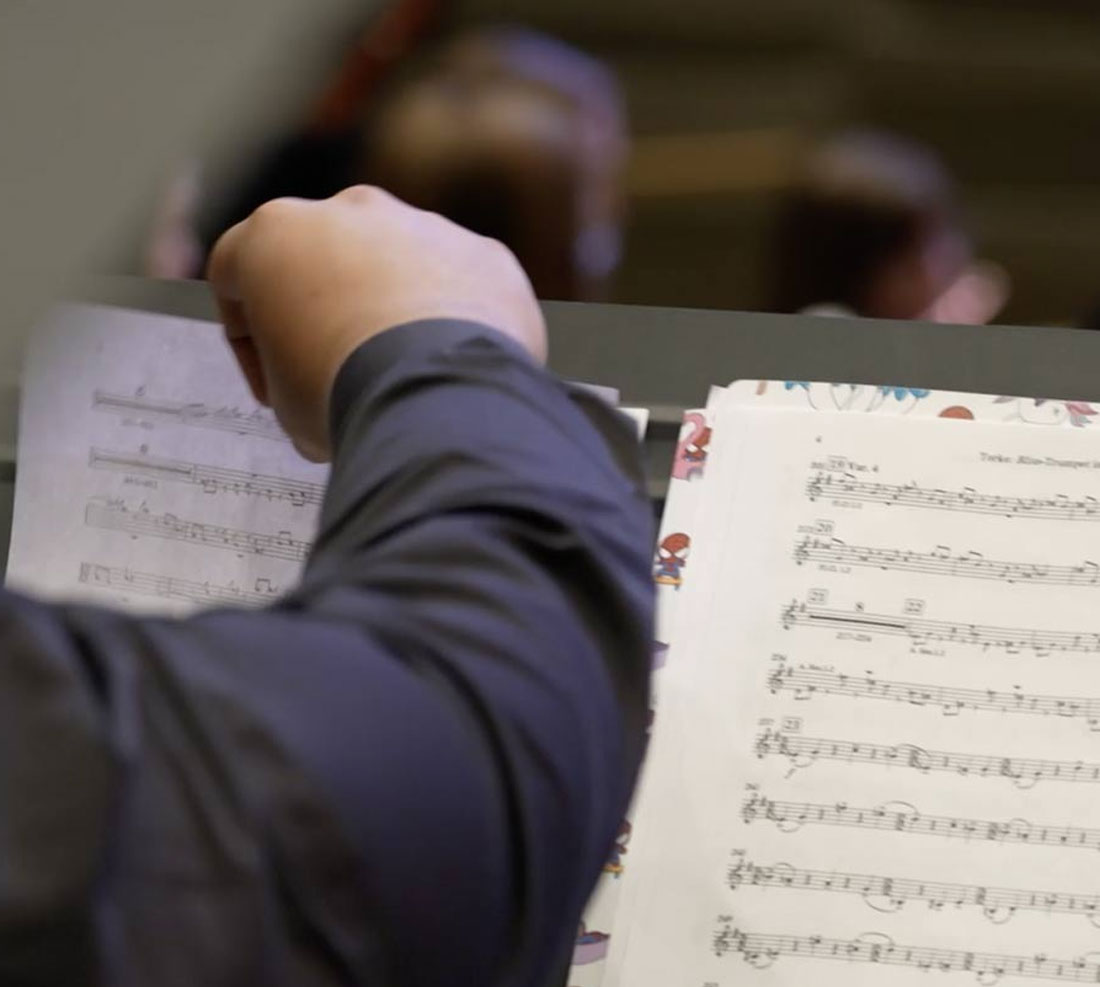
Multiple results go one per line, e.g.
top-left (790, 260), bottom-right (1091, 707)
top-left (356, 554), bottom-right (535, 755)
top-left (78, 562), bottom-right (280, 608)
top-left (743, 794), bottom-right (1100, 853)
top-left (806, 472), bottom-right (1100, 523)
top-left (727, 858), bottom-right (1100, 927)
top-left (714, 927), bottom-right (1100, 983)
top-left (783, 601), bottom-right (1099, 654)
top-left (794, 536), bottom-right (1100, 588)
top-left (93, 390), bottom-right (289, 442)
top-left (89, 448), bottom-right (324, 507)
top-left (84, 500), bottom-right (309, 562)
top-left (768, 662), bottom-right (1100, 729)
top-left (754, 728), bottom-right (1100, 788)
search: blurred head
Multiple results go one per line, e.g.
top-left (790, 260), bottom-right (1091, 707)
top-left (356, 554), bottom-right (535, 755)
top-left (361, 27), bottom-right (629, 301)
top-left (771, 131), bottom-right (1006, 323)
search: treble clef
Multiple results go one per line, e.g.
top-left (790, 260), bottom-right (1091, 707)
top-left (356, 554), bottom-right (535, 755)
top-left (713, 926), bottom-right (745, 958)
top-left (742, 795), bottom-right (765, 824)
top-left (781, 602), bottom-right (798, 630)
top-left (766, 664), bottom-right (788, 694)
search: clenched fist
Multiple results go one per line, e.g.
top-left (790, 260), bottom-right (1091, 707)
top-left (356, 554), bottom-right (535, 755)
top-left (207, 186), bottom-right (547, 461)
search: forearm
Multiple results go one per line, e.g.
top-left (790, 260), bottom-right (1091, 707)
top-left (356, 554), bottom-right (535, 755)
top-left (293, 320), bottom-right (654, 981)
top-left (0, 321), bottom-right (654, 985)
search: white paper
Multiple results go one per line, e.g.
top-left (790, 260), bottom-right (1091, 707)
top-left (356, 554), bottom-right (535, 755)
top-left (621, 407), bottom-right (651, 441)
top-left (610, 399), bottom-right (1100, 987)
top-left (569, 405), bottom-right (715, 985)
top-left (7, 304), bottom-right (326, 614)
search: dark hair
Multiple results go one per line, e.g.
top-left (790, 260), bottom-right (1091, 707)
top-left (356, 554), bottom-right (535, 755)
top-left (361, 28), bottom-right (626, 300)
top-left (770, 131), bottom-right (961, 315)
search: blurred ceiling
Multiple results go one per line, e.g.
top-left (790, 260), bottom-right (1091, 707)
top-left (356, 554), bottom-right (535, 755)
top-left (456, 0), bottom-right (1100, 324)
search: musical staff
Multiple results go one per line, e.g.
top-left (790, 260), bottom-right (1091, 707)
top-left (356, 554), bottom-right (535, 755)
top-left (782, 602), bottom-right (1100, 654)
top-left (89, 448), bottom-right (324, 507)
top-left (712, 928), bottom-right (1100, 984)
top-left (79, 562), bottom-right (280, 608)
top-left (794, 536), bottom-right (1100, 588)
top-left (742, 794), bottom-right (1100, 852)
top-left (85, 500), bottom-right (309, 562)
top-left (93, 390), bottom-right (288, 442)
top-left (807, 471), bottom-right (1100, 523)
top-left (755, 728), bottom-right (1100, 788)
top-left (768, 662), bottom-right (1100, 729)
top-left (727, 858), bottom-right (1100, 927)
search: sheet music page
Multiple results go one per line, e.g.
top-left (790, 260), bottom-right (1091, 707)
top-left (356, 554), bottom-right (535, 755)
top-left (7, 304), bottom-right (326, 614)
top-left (609, 400), bottom-right (1100, 987)
top-left (570, 404), bottom-right (716, 986)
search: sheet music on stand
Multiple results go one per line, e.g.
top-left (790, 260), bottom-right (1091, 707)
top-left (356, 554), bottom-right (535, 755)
top-left (6, 304), bottom-right (646, 621)
top-left (6, 304), bottom-right (328, 613)
top-left (600, 381), bottom-right (1100, 987)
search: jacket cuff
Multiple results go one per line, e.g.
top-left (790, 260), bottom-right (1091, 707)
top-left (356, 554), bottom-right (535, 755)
top-left (328, 319), bottom-right (535, 446)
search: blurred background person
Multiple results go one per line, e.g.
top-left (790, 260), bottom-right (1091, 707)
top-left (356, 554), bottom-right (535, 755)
top-left (362, 28), bottom-right (630, 301)
top-left (768, 130), bottom-right (1009, 324)
top-left (177, 0), bottom-right (452, 279)
top-left (181, 21), bottom-right (628, 303)
top-left (141, 0), bottom-right (1100, 327)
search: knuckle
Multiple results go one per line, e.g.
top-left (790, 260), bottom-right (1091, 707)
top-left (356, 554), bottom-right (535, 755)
top-left (481, 234), bottom-right (515, 262)
top-left (487, 237), bottom-right (526, 277)
top-left (335, 184), bottom-right (387, 207)
top-left (250, 196), bottom-right (302, 226)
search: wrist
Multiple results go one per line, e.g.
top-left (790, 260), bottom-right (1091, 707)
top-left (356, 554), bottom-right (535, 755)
top-left (327, 319), bottom-right (537, 452)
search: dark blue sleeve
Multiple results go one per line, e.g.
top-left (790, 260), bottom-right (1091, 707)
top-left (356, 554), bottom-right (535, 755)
top-left (0, 320), bottom-right (654, 987)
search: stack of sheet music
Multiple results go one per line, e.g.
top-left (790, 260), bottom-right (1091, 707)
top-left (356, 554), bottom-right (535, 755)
top-left (573, 381), bottom-right (1100, 987)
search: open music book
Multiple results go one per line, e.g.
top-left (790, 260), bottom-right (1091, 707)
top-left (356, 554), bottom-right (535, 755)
top-left (573, 381), bottom-right (1100, 987)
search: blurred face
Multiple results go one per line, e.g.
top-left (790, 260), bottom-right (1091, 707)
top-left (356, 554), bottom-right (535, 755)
top-left (864, 228), bottom-right (1008, 324)
top-left (863, 227), bottom-right (970, 320)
